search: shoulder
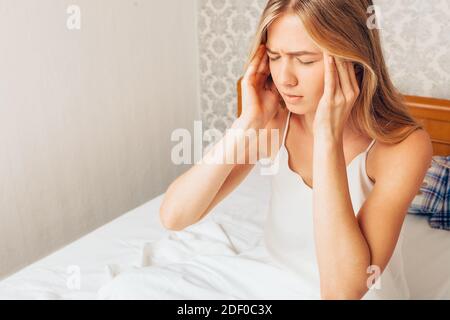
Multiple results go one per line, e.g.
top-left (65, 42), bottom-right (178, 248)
top-left (379, 128), bottom-right (432, 163)
top-left (372, 128), bottom-right (433, 185)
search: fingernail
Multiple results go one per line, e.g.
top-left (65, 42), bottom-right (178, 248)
top-left (329, 56), bottom-right (334, 64)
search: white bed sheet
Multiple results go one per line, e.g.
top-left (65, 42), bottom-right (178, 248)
top-left (0, 163), bottom-right (276, 299)
top-left (0, 163), bottom-right (449, 299)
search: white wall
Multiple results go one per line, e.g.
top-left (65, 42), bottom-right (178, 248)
top-left (0, 0), bottom-right (200, 278)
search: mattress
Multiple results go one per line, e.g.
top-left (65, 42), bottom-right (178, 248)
top-left (0, 163), bottom-right (449, 299)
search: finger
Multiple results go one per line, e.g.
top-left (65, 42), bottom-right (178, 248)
top-left (257, 48), bottom-right (269, 75)
top-left (323, 52), bottom-right (336, 97)
top-left (331, 56), bottom-right (342, 94)
top-left (335, 57), bottom-right (353, 100)
top-left (256, 50), bottom-right (270, 88)
top-left (245, 45), bottom-right (266, 81)
top-left (348, 62), bottom-right (360, 95)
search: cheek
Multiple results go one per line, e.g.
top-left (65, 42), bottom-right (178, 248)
top-left (302, 66), bottom-right (325, 98)
top-left (268, 64), bottom-right (284, 88)
top-left (268, 63), bottom-right (277, 79)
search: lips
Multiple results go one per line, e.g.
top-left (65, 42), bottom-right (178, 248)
top-left (282, 92), bottom-right (303, 103)
top-left (283, 93), bottom-right (303, 98)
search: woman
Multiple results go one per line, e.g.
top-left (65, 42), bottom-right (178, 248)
top-left (160, 0), bottom-right (433, 299)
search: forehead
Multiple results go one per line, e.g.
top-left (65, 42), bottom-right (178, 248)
top-left (266, 13), bottom-right (320, 53)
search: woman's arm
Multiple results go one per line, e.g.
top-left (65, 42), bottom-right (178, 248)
top-left (312, 136), bottom-right (372, 299)
top-left (311, 54), bottom-right (433, 299)
top-left (160, 44), bottom-right (281, 231)
top-left (313, 130), bottom-right (432, 299)
top-left (159, 116), bottom-right (263, 231)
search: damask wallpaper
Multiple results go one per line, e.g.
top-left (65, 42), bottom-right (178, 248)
top-left (197, 0), bottom-right (450, 133)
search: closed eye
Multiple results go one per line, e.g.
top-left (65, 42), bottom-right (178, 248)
top-left (269, 56), bottom-right (315, 65)
top-left (298, 60), bottom-right (315, 65)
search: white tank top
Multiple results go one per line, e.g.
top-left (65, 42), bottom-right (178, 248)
top-left (263, 111), bottom-right (410, 299)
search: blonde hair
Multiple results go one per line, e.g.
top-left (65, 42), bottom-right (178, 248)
top-left (243, 0), bottom-right (423, 144)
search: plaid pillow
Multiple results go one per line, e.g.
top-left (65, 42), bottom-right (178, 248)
top-left (408, 156), bottom-right (450, 231)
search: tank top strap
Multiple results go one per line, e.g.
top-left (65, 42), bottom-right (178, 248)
top-left (281, 111), bottom-right (292, 147)
top-left (365, 138), bottom-right (376, 154)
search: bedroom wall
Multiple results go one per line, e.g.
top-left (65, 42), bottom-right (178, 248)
top-left (0, 0), bottom-right (200, 278)
top-left (197, 0), bottom-right (450, 133)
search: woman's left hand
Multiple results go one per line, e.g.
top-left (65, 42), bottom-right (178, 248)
top-left (313, 52), bottom-right (360, 142)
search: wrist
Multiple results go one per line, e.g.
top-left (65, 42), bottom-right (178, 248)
top-left (314, 124), bottom-right (343, 144)
top-left (314, 132), bottom-right (343, 149)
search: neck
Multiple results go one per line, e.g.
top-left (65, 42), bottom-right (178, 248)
top-left (294, 110), bottom-right (361, 141)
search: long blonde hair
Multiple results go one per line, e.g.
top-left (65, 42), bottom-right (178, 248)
top-left (244, 0), bottom-right (423, 144)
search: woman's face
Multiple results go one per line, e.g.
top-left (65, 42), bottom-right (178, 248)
top-left (266, 13), bottom-right (325, 114)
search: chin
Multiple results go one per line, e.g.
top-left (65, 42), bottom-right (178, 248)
top-left (285, 103), bottom-right (310, 115)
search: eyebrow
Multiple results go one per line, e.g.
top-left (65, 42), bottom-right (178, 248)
top-left (266, 47), bottom-right (320, 56)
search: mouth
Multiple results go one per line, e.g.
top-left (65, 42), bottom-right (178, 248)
top-left (282, 93), bottom-right (303, 103)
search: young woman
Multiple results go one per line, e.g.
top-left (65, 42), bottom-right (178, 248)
top-left (160, 0), bottom-right (433, 299)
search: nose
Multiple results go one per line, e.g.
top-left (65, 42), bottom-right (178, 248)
top-left (279, 60), bottom-right (298, 87)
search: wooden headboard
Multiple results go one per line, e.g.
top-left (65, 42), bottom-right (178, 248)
top-left (236, 78), bottom-right (450, 156)
top-left (404, 95), bottom-right (450, 156)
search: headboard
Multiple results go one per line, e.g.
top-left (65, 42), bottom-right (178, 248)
top-left (404, 95), bottom-right (450, 156)
top-left (236, 78), bottom-right (450, 156)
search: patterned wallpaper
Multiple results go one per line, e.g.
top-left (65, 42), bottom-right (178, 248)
top-left (377, 0), bottom-right (450, 99)
top-left (197, 0), bottom-right (450, 133)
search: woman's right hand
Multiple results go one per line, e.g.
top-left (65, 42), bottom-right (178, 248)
top-left (240, 44), bottom-right (282, 129)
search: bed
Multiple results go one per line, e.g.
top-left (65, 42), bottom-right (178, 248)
top-left (0, 92), bottom-right (449, 300)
